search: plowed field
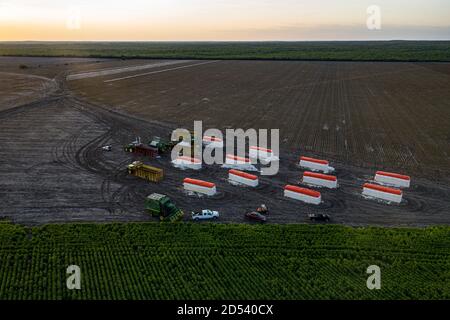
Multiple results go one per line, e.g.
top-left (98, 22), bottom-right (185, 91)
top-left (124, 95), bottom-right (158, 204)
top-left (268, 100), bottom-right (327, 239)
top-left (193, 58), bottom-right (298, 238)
top-left (1, 57), bottom-right (449, 226)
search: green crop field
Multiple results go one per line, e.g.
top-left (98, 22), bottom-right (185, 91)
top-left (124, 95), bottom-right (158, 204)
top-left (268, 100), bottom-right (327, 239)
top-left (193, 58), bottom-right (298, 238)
top-left (1, 41), bottom-right (450, 61)
top-left (0, 222), bottom-right (449, 300)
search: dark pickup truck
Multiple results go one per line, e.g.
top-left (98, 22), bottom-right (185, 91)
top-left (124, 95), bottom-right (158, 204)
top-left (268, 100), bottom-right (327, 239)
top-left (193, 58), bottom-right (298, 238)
top-left (308, 213), bottom-right (331, 222)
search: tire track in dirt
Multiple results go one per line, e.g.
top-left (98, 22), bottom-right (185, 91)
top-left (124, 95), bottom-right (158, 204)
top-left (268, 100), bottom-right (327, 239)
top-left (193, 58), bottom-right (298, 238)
top-left (2, 59), bottom-right (449, 226)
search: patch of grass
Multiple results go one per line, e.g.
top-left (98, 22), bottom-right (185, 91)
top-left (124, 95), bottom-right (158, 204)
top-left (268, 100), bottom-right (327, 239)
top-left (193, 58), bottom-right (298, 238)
top-left (1, 41), bottom-right (450, 61)
top-left (0, 222), bottom-right (449, 300)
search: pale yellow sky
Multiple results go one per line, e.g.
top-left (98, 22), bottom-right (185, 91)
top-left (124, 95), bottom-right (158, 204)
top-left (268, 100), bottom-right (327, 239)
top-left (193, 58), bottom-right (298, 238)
top-left (1, 0), bottom-right (449, 40)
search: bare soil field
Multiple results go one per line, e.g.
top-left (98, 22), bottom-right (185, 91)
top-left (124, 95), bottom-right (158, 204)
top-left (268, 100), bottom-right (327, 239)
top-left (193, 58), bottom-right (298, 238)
top-left (0, 72), bottom-right (57, 111)
top-left (0, 57), bottom-right (449, 226)
top-left (68, 59), bottom-right (450, 181)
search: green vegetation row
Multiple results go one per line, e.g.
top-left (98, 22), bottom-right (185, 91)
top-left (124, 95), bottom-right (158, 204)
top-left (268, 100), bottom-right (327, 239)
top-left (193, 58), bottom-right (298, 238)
top-left (0, 222), bottom-right (449, 300)
top-left (1, 41), bottom-right (450, 61)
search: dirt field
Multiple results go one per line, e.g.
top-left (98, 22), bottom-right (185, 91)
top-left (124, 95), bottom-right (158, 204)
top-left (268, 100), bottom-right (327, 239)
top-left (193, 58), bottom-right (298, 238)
top-left (68, 60), bottom-right (450, 179)
top-left (0, 57), bottom-right (449, 226)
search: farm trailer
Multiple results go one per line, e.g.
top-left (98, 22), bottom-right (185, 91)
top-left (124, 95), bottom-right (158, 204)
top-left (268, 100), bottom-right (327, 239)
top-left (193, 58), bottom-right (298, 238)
top-left (127, 161), bottom-right (163, 183)
top-left (124, 143), bottom-right (158, 158)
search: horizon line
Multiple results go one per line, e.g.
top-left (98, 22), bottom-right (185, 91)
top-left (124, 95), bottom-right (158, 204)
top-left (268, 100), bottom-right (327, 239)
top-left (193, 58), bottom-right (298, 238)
top-left (1, 39), bottom-right (450, 42)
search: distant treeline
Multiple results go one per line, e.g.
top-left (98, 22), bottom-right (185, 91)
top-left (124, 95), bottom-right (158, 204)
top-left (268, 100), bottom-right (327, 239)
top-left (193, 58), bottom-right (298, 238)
top-left (0, 41), bottom-right (450, 61)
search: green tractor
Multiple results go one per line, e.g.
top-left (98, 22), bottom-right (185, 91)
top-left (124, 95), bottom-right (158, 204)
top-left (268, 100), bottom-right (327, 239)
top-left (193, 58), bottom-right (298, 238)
top-left (149, 133), bottom-right (200, 157)
top-left (148, 136), bottom-right (177, 154)
top-left (145, 193), bottom-right (184, 222)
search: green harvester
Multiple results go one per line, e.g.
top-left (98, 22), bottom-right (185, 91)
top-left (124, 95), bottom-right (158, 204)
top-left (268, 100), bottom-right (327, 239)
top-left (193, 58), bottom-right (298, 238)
top-left (145, 193), bottom-right (184, 222)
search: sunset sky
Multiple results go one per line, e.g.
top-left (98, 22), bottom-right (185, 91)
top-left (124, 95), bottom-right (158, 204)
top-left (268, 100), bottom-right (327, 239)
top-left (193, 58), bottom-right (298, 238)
top-left (1, 0), bottom-right (449, 41)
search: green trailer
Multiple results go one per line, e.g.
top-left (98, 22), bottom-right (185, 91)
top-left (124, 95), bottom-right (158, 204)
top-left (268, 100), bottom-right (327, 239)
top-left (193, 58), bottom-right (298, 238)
top-left (145, 193), bottom-right (184, 222)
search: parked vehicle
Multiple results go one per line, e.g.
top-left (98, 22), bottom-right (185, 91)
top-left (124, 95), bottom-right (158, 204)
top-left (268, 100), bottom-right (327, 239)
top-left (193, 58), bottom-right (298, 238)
top-left (124, 141), bottom-right (158, 158)
top-left (148, 136), bottom-right (177, 154)
top-left (256, 204), bottom-right (268, 215)
top-left (125, 144), bottom-right (158, 157)
top-left (127, 161), bottom-right (163, 183)
top-left (308, 213), bottom-right (330, 222)
top-left (191, 209), bottom-right (219, 221)
top-left (245, 211), bottom-right (267, 223)
top-left (145, 193), bottom-right (184, 222)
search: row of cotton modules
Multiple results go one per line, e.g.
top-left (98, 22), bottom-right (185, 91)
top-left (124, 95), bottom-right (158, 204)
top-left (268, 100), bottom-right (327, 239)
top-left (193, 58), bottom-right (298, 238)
top-left (182, 169), bottom-right (259, 197)
top-left (182, 140), bottom-right (288, 195)
top-left (180, 146), bottom-right (263, 195)
top-left (362, 171), bottom-right (411, 204)
top-left (179, 137), bottom-right (277, 196)
top-left (175, 142), bottom-right (412, 206)
top-left (284, 156), bottom-right (338, 205)
top-left (178, 151), bottom-right (338, 201)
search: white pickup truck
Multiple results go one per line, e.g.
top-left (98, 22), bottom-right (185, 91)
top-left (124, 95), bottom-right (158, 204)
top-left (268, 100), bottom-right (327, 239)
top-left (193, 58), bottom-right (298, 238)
top-left (191, 209), bottom-right (219, 221)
